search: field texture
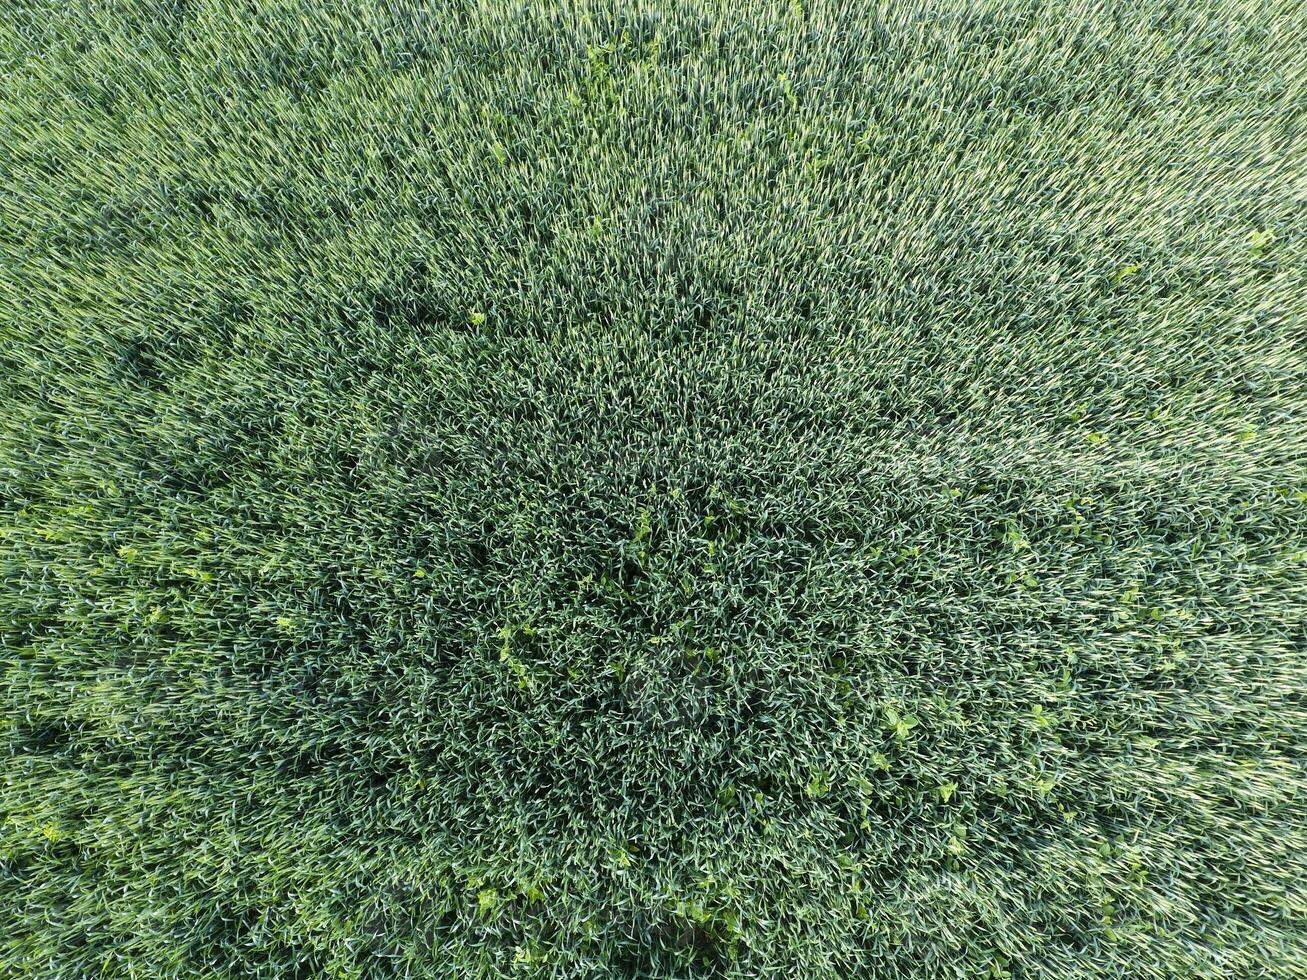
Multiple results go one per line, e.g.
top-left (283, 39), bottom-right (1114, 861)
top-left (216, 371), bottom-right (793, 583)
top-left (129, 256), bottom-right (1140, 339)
top-left (2, 1), bottom-right (1305, 977)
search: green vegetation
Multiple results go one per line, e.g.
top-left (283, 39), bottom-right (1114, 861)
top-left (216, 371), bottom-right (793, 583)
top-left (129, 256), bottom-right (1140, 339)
top-left (2, 1), bottom-right (1304, 976)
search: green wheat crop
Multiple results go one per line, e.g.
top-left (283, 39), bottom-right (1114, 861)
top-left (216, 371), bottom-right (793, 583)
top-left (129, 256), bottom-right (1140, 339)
top-left (2, 1), bottom-right (1304, 977)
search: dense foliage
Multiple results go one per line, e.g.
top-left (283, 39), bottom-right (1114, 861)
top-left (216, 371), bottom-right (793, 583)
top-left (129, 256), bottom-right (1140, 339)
top-left (2, 1), bottom-right (1304, 977)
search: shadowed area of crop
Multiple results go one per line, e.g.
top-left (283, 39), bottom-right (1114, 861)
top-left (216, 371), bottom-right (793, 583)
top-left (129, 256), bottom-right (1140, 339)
top-left (1, 1), bottom-right (1304, 977)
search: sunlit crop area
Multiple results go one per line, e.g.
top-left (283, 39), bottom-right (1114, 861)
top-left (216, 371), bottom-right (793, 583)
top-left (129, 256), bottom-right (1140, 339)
top-left (2, 2), bottom-right (1304, 977)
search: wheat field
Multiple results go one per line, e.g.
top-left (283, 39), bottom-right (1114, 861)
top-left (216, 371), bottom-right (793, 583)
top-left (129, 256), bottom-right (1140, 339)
top-left (2, 2), bottom-right (1305, 977)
